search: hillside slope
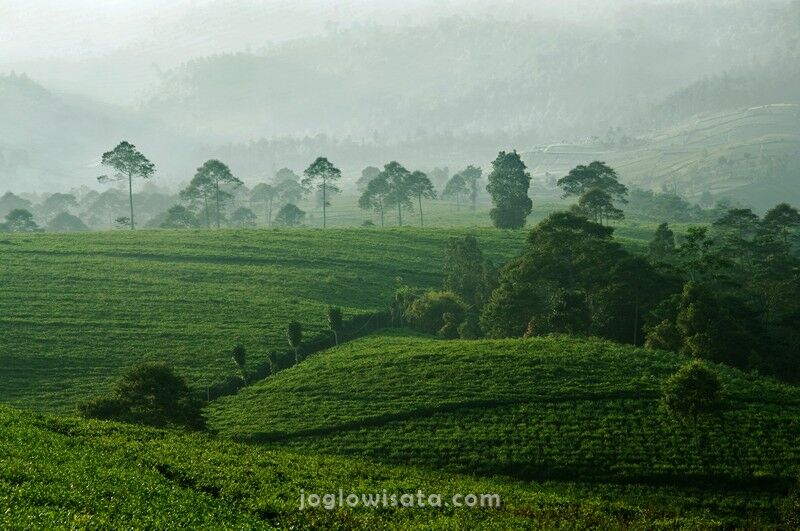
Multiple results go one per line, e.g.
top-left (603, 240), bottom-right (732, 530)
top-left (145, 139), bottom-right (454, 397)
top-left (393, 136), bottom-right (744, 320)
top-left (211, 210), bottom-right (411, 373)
top-left (3, 404), bottom-right (709, 529)
top-left (522, 104), bottom-right (800, 210)
top-left (0, 229), bottom-right (524, 413)
top-left (208, 333), bottom-right (800, 520)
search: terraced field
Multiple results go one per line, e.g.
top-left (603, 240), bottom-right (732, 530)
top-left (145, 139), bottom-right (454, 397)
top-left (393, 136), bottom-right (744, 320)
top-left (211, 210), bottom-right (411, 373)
top-left (0, 229), bottom-right (527, 412)
top-left (208, 333), bottom-right (800, 523)
top-left (522, 104), bottom-right (800, 209)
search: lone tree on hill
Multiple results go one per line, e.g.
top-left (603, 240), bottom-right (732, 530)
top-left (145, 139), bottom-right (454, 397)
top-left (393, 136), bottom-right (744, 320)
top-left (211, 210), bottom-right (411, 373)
top-left (302, 157), bottom-right (341, 228)
top-left (662, 360), bottom-right (724, 434)
top-left (486, 151), bottom-right (532, 229)
top-left (408, 171), bottom-right (437, 227)
top-left (327, 306), bottom-right (343, 345)
top-left (287, 320), bottom-right (303, 363)
top-left (98, 141), bottom-right (155, 230)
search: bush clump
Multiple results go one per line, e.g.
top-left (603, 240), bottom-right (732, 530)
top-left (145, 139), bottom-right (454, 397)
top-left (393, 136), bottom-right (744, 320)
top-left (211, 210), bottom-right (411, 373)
top-left (79, 362), bottom-right (205, 430)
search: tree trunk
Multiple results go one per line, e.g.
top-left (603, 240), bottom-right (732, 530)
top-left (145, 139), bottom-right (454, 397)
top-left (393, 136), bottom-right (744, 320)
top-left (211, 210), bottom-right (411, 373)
top-left (214, 180), bottom-right (221, 229)
top-left (397, 200), bottom-right (402, 227)
top-left (379, 200), bottom-right (384, 228)
top-left (268, 199), bottom-right (273, 227)
top-left (204, 196), bottom-right (210, 228)
top-left (322, 179), bottom-right (327, 229)
top-left (418, 194), bottom-right (424, 227)
top-left (128, 172), bottom-right (135, 230)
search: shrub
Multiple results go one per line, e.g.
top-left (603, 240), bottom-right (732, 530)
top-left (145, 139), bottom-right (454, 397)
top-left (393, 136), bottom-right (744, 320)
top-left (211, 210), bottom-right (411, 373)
top-left (405, 290), bottom-right (466, 335)
top-left (79, 362), bottom-right (205, 430)
top-left (662, 360), bottom-right (724, 426)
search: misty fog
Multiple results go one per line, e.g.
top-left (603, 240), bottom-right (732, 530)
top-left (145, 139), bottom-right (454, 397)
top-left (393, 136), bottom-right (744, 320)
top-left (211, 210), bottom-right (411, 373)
top-left (0, 0), bottom-right (798, 202)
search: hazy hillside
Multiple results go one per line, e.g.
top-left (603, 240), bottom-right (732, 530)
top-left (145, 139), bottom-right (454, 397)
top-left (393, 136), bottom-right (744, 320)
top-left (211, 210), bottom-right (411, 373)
top-left (143, 2), bottom-right (799, 144)
top-left (0, 74), bottom-right (202, 191)
top-left (523, 104), bottom-right (800, 210)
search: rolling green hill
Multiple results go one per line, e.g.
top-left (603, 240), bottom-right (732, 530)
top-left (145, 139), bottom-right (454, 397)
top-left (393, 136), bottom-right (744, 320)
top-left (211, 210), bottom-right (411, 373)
top-left (2, 404), bottom-right (712, 529)
top-left (0, 228), bottom-right (525, 413)
top-left (207, 333), bottom-right (800, 523)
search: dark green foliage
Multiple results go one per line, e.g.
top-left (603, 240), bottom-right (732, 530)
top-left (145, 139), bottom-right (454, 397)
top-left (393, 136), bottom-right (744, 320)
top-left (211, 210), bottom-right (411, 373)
top-left (97, 141), bottom-right (155, 230)
top-left (405, 290), bottom-right (466, 335)
top-left (231, 344), bottom-right (247, 382)
top-left (486, 151), bottom-right (532, 229)
top-left (1, 209), bottom-right (40, 232)
top-left (46, 212), bottom-right (89, 232)
top-left (783, 478), bottom-right (800, 529)
top-left (525, 289), bottom-right (591, 336)
top-left (160, 205), bottom-right (199, 229)
top-left (79, 362), bottom-right (204, 430)
top-left (648, 222), bottom-right (675, 262)
top-left (302, 157), bottom-right (341, 228)
top-left (557, 161), bottom-right (628, 203)
top-left (481, 212), bottom-right (664, 342)
top-left (457, 313), bottom-right (482, 339)
top-left (287, 321), bottom-right (303, 363)
top-left (438, 312), bottom-right (460, 339)
top-left (574, 187), bottom-right (624, 224)
top-left (645, 281), bottom-right (762, 368)
top-left (442, 235), bottom-right (497, 309)
top-left (662, 360), bottom-right (724, 426)
top-left (327, 306), bottom-right (343, 344)
top-left (274, 203), bottom-right (305, 227)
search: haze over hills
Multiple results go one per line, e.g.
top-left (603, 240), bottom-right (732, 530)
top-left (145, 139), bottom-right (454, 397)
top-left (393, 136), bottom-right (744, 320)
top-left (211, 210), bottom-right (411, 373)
top-left (0, 0), bottom-right (798, 200)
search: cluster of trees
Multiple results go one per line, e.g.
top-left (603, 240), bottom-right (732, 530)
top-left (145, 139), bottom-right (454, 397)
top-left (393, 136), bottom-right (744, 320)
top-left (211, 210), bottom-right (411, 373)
top-left (398, 197), bottom-right (799, 382)
top-left (357, 162), bottom-right (436, 227)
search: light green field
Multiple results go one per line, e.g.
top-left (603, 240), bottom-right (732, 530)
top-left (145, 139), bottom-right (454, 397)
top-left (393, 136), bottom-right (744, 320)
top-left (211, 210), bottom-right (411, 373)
top-left (0, 228), bottom-right (526, 412)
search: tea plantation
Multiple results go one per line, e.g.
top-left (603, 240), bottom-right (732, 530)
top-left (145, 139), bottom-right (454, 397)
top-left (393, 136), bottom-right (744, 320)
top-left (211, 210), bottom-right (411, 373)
top-left (207, 333), bottom-right (800, 524)
top-left (4, 403), bottom-right (758, 529)
top-left (0, 228), bottom-right (525, 412)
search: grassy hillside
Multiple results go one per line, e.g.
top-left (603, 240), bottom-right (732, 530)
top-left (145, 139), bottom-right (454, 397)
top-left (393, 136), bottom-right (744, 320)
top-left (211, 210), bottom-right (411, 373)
top-left (522, 104), bottom-right (800, 210)
top-left (0, 404), bottom-right (789, 528)
top-left (0, 228), bottom-right (525, 412)
top-left (208, 333), bottom-right (800, 522)
top-left (0, 404), bottom-right (686, 529)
